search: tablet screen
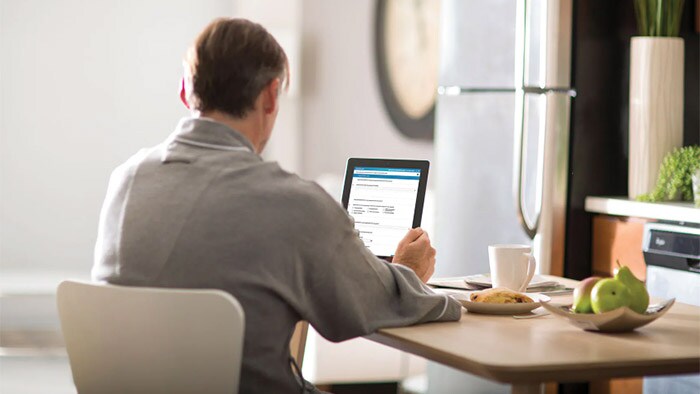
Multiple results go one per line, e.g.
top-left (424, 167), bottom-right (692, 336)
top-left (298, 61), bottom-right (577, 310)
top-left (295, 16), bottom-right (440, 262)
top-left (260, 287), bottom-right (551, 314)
top-left (347, 166), bottom-right (421, 257)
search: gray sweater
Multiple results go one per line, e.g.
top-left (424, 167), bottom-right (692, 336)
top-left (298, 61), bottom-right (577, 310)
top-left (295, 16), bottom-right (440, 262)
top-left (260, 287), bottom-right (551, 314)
top-left (92, 117), bottom-right (462, 393)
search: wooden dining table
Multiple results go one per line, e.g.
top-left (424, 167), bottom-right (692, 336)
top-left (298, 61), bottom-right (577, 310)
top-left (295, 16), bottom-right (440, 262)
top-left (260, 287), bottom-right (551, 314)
top-left (365, 276), bottom-right (700, 394)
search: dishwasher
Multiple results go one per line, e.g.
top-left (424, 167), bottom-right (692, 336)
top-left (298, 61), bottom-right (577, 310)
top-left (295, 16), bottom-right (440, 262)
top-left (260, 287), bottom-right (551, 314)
top-left (642, 222), bottom-right (700, 394)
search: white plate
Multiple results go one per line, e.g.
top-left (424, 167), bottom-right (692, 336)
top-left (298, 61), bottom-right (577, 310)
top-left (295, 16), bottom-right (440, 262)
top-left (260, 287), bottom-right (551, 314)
top-left (445, 291), bottom-right (551, 315)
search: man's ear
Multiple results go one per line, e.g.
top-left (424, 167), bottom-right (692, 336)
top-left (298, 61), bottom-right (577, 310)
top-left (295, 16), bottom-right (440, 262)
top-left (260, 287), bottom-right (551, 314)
top-left (263, 78), bottom-right (281, 115)
top-left (179, 78), bottom-right (190, 109)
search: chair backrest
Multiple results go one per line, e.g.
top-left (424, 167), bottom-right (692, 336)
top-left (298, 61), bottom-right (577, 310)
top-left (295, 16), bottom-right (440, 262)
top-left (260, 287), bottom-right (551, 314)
top-left (56, 280), bottom-right (244, 394)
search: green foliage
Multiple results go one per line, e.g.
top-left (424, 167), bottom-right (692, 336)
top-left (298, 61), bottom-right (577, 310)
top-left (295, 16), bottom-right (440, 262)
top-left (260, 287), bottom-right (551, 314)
top-left (637, 146), bottom-right (700, 202)
top-left (634, 0), bottom-right (685, 37)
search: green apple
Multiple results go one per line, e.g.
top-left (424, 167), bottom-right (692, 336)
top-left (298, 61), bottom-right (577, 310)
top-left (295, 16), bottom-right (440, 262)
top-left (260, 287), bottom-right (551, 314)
top-left (591, 278), bottom-right (631, 313)
top-left (572, 277), bottom-right (601, 313)
top-left (614, 263), bottom-right (649, 314)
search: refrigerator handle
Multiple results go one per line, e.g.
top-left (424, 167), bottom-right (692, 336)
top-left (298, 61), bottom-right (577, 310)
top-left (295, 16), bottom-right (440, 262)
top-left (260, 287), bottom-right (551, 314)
top-left (513, 93), bottom-right (541, 240)
top-left (513, 0), bottom-right (540, 239)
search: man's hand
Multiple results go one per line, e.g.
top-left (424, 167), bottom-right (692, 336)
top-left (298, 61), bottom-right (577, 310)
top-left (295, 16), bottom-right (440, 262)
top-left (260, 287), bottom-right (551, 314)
top-left (392, 227), bottom-right (436, 283)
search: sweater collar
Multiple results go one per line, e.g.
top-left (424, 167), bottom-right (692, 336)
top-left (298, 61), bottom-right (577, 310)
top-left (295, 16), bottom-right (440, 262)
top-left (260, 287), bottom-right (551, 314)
top-left (168, 117), bottom-right (256, 153)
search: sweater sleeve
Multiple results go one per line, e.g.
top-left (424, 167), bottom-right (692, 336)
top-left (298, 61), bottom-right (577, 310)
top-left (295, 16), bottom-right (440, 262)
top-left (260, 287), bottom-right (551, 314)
top-left (295, 188), bottom-right (462, 343)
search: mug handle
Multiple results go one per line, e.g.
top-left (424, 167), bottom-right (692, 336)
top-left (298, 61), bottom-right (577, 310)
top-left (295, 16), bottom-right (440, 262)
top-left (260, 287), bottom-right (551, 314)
top-left (519, 253), bottom-right (537, 292)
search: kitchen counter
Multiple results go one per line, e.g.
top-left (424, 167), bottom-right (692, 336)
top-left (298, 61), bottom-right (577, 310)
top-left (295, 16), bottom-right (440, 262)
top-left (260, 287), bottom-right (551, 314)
top-left (585, 196), bottom-right (700, 224)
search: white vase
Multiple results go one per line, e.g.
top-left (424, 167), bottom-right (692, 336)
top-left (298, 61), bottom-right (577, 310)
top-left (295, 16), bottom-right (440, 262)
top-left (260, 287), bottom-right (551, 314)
top-left (628, 37), bottom-right (684, 199)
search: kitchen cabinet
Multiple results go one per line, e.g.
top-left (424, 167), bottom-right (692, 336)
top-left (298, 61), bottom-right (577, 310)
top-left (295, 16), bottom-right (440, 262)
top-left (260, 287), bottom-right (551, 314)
top-left (591, 215), bottom-right (648, 280)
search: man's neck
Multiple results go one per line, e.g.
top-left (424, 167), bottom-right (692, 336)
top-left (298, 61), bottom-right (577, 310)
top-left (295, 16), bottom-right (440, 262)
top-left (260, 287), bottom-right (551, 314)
top-left (198, 110), bottom-right (261, 153)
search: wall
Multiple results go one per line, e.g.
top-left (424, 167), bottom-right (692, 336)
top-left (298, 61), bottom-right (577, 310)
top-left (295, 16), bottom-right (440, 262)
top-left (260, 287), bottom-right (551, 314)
top-left (0, 0), bottom-right (234, 273)
top-left (236, 0), bottom-right (303, 174)
top-left (0, 0), bottom-right (436, 274)
top-left (300, 0), bottom-right (434, 187)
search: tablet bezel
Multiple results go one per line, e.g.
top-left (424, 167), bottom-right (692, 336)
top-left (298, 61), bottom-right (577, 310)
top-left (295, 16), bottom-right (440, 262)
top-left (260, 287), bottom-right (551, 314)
top-left (341, 158), bottom-right (430, 255)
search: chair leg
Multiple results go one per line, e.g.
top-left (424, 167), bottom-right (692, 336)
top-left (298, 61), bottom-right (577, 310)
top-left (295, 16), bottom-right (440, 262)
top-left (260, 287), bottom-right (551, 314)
top-left (290, 321), bottom-right (309, 368)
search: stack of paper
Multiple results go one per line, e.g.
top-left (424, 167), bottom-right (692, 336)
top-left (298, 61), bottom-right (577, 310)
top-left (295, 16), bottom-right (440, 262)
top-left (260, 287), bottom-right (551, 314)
top-left (427, 277), bottom-right (474, 290)
top-left (428, 274), bottom-right (573, 295)
top-left (464, 274), bottom-right (560, 292)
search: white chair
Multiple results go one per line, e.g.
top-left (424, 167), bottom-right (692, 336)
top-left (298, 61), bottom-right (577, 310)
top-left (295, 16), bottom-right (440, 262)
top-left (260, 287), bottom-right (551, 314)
top-left (56, 280), bottom-right (245, 394)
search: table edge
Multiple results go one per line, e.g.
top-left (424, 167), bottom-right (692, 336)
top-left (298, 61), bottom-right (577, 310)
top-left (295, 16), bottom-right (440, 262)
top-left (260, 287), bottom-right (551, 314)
top-left (366, 330), bottom-right (700, 384)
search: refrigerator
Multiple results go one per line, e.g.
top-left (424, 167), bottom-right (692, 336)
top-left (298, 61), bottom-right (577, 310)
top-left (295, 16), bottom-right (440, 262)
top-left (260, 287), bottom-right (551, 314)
top-left (434, 0), bottom-right (573, 280)
top-left (430, 0), bottom-right (574, 392)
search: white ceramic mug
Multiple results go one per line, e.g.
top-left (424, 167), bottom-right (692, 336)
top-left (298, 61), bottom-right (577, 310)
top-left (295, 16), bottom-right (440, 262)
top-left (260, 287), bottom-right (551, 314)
top-left (488, 244), bottom-right (537, 292)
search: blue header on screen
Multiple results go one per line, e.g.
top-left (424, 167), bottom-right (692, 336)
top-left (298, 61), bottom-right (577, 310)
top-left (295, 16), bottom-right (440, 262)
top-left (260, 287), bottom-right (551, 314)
top-left (353, 167), bottom-right (420, 180)
top-left (354, 167), bottom-right (421, 173)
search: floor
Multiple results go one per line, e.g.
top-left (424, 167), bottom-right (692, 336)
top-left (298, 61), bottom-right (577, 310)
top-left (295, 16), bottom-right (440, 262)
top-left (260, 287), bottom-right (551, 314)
top-left (0, 330), bottom-right (410, 394)
top-left (0, 355), bottom-right (407, 394)
top-left (0, 328), bottom-right (76, 394)
top-left (0, 355), bottom-right (76, 394)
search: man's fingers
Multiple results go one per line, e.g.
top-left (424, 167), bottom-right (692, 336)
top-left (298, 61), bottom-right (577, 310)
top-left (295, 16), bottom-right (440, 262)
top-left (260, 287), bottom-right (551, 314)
top-left (422, 230), bottom-right (431, 241)
top-left (399, 227), bottom-right (424, 247)
top-left (413, 232), bottom-right (431, 247)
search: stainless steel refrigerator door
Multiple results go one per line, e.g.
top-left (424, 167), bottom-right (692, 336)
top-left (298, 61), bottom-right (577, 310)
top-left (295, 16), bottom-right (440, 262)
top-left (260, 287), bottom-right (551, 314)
top-left (433, 92), bottom-right (534, 277)
top-left (439, 0), bottom-right (549, 89)
top-left (433, 89), bottom-right (569, 277)
top-left (439, 0), bottom-right (515, 88)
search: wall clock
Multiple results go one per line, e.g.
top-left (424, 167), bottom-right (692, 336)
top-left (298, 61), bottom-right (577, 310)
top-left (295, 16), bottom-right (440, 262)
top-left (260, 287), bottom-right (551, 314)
top-left (375, 0), bottom-right (441, 140)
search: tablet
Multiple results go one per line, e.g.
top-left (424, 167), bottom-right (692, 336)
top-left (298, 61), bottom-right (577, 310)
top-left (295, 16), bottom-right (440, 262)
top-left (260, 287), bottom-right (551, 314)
top-left (341, 158), bottom-right (429, 258)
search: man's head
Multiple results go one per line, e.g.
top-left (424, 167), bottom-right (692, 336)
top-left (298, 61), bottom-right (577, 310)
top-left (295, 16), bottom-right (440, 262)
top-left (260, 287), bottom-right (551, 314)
top-left (182, 18), bottom-right (288, 152)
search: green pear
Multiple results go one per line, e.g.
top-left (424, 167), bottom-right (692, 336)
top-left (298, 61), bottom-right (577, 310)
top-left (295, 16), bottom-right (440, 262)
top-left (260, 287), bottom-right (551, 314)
top-left (572, 277), bottom-right (601, 313)
top-left (591, 278), bottom-right (632, 313)
top-left (614, 262), bottom-right (649, 314)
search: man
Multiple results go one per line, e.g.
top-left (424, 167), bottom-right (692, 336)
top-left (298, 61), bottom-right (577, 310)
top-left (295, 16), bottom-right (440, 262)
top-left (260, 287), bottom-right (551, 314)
top-left (93, 18), bottom-right (461, 393)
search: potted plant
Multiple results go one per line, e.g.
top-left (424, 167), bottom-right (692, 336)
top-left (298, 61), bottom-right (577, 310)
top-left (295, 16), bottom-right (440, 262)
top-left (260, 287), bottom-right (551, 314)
top-left (628, 0), bottom-right (686, 199)
top-left (637, 145), bottom-right (700, 203)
